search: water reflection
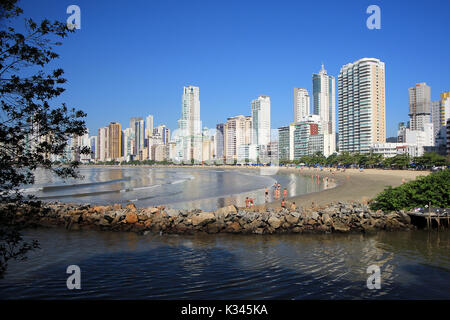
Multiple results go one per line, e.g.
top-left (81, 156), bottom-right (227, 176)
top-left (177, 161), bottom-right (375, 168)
top-left (1, 228), bottom-right (448, 299)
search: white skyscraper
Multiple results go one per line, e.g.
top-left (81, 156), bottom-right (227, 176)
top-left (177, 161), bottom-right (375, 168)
top-left (176, 85), bottom-right (202, 162)
top-left (293, 88), bottom-right (310, 122)
top-left (251, 95), bottom-right (271, 147)
top-left (338, 58), bottom-right (386, 153)
top-left (313, 64), bottom-right (336, 156)
top-left (145, 115), bottom-right (154, 139)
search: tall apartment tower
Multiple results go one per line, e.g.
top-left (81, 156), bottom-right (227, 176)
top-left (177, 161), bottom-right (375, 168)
top-left (97, 126), bottom-right (109, 161)
top-left (215, 123), bottom-right (225, 161)
top-left (313, 64), bottom-right (336, 156)
top-left (338, 58), bottom-right (386, 153)
top-left (440, 92), bottom-right (450, 127)
top-left (409, 82), bottom-right (431, 131)
top-left (251, 95), bottom-right (271, 147)
top-left (224, 115), bottom-right (252, 162)
top-left (145, 115), bottom-right (154, 139)
top-left (293, 88), bottom-right (310, 122)
top-left (134, 119), bottom-right (145, 157)
top-left (108, 122), bottom-right (122, 160)
top-left (176, 85), bottom-right (202, 162)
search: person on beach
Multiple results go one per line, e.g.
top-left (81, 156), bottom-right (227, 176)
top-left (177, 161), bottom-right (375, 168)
top-left (245, 197), bottom-right (249, 208)
top-left (265, 188), bottom-right (269, 202)
top-left (290, 202), bottom-right (297, 211)
top-left (283, 188), bottom-right (287, 199)
top-left (281, 199), bottom-right (286, 208)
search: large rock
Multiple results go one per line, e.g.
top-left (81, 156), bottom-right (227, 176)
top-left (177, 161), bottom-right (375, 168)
top-left (268, 216), bottom-right (281, 229)
top-left (285, 214), bottom-right (299, 225)
top-left (321, 213), bottom-right (332, 224)
top-left (216, 205), bottom-right (237, 217)
top-left (125, 212), bottom-right (138, 224)
top-left (125, 203), bottom-right (137, 212)
top-left (192, 212), bottom-right (216, 226)
top-left (332, 221), bottom-right (350, 232)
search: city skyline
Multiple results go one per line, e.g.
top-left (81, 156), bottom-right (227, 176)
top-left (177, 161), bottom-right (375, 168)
top-left (19, 0), bottom-right (450, 138)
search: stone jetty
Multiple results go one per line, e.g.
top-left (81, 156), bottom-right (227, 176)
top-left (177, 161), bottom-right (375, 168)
top-left (0, 200), bottom-right (416, 234)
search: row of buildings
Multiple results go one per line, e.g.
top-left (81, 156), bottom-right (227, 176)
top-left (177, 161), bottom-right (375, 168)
top-left (62, 57), bottom-right (450, 164)
top-left (278, 58), bottom-right (450, 161)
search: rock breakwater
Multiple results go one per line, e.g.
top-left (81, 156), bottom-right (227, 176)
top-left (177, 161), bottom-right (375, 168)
top-left (0, 200), bottom-right (416, 234)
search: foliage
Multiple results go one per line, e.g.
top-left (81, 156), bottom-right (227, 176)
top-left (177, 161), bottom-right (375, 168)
top-left (0, 0), bottom-right (86, 276)
top-left (370, 169), bottom-right (450, 211)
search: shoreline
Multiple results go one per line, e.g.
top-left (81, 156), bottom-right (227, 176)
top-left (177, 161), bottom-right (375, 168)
top-left (0, 166), bottom-right (434, 235)
top-left (80, 164), bottom-right (430, 210)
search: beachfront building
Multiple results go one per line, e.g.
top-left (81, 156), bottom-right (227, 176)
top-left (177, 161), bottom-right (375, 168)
top-left (97, 126), bottom-right (109, 161)
top-left (397, 123), bottom-right (434, 157)
top-left (122, 128), bottom-right (133, 161)
top-left (145, 115), bottom-right (154, 140)
top-left (447, 118), bottom-right (450, 155)
top-left (251, 95), bottom-right (271, 147)
top-left (370, 142), bottom-right (420, 158)
top-left (108, 122), bottom-right (122, 160)
top-left (313, 64), bottom-right (336, 156)
top-left (293, 88), bottom-right (310, 123)
top-left (89, 136), bottom-right (97, 160)
top-left (215, 123), bottom-right (225, 162)
top-left (278, 123), bottom-right (295, 161)
top-left (293, 115), bottom-right (323, 159)
top-left (224, 115), bottom-right (252, 163)
top-left (175, 85), bottom-right (203, 163)
top-left (409, 82), bottom-right (431, 131)
top-left (133, 119), bottom-right (145, 160)
top-left (153, 125), bottom-right (170, 145)
top-left (338, 58), bottom-right (386, 153)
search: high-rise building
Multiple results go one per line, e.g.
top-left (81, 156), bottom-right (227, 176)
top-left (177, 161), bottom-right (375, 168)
top-left (97, 126), bottom-right (109, 161)
top-left (122, 128), bottom-right (133, 161)
top-left (108, 122), bottom-right (122, 160)
top-left (224, 115), bottom-right (252, 162)
top-left (145, 115), bottom-right (154, 139)
top-left (176, 85), bottom-right (202, 162)
top-left (215, 123), bottom-right (225, 161)
top-left (409, 82), bottom-right (431, 131)
top-left (153, 124), bottom-right (170, 145)
top-left (278, 124), bottom-right (295, 161)
top-left (89, 136), bottom-right (97, 160)
top-left (134, 119), bottom-right (145, 158)
top-left (293, 115), bottom-right (323, 159)
top-left (338, 58), bottom-right (386, 153)
top-left (129, 117), bottom-right (143, 136)
top-left (440, 92), bottom-right (450, 128)
top-left (432, 100), bottom-right (441, 140)
top-left (293, 88), bottom-right (310, 122)
top-left (251, 95), bottom-right (271, 147)
top-left (313, 64), bottom-right (336, 156)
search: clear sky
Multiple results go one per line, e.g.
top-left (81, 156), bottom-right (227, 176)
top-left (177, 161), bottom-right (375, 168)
top-left (18, 0), bottom-right (450, 138)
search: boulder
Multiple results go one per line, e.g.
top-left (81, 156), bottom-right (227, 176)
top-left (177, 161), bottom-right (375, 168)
top-left (216, 205), bottom-right (237, 217)
top-left (332, 221), bottom-right (350, 232)
top-left (192, 212), bottom-right (215, 226)
top-left (125, 212), bottom-right (138, 224)
top-left (285, 214), bottom-right (299, 225)
top-left (268, 216), bottom-right (281, 229)
top-left (125, 203), bottom-right (137, 212)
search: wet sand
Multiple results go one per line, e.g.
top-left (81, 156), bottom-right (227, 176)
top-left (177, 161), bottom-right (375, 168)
top-left (86, 164), bottom-right (430, 209)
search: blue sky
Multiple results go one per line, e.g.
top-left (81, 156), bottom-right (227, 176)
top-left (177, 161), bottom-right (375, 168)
top-left (18, 0), bottom-right (450, 138)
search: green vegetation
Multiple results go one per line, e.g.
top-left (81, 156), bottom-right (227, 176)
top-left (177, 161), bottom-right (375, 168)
top-left (280, 152), bottom-right (449, 169)
top-left (370, 169), bottom-right (450, 211)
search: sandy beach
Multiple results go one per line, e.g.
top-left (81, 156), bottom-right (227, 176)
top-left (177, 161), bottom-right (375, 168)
top-left (267, 167), bottom-right (430, 209)
top-left (88, 164), bottom-right (431, 209)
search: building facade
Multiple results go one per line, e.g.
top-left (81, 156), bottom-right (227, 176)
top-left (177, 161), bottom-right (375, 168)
top-left (338, 58), bottom-right (386, 153)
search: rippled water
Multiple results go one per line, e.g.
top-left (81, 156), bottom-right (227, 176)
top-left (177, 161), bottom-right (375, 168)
top-left (22, 167), bottom-right (330, 210)
top-left (1, 228), bottom-right (449, 299)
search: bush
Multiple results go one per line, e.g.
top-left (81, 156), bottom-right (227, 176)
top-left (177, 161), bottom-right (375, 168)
top-left (370, 169), bottom-right (450, 211)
